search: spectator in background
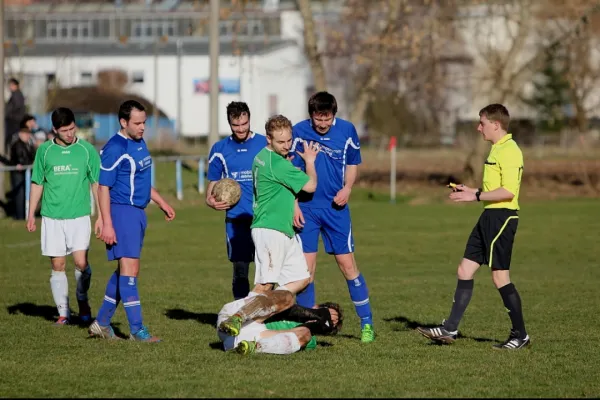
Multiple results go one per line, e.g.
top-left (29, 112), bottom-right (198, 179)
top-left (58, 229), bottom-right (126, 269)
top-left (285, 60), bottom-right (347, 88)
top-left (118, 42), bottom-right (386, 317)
top-left (5, 78), bottom-right (26, 152)
top-left (0, 125), bottom-right (36, 220)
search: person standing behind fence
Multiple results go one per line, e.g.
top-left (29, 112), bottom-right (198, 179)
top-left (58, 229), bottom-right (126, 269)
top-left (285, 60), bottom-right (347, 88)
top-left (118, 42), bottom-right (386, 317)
top-left (0, 121), bottom-right (35, 220)
top-left (89, 100), bottom-right (175, 342)
top-left (206, 102), bottom-right (267, 300)
top-left (4, 78), bottom-right (26, 152)
top-left (26, 107), bottom-right (102, 325)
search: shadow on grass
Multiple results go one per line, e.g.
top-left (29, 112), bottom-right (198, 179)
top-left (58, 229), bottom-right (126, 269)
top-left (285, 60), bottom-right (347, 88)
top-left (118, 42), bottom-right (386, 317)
top-left (6, 302), bottom-right (103, 330)
top-left (164, 308), bottom-right (218, 327)
top-left (384, 315), bottom-right (496, 343)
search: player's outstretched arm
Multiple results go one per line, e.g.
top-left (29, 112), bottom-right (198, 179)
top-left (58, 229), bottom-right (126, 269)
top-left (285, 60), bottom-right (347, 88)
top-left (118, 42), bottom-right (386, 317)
top-left (151, 187), bottom-right (176, 221)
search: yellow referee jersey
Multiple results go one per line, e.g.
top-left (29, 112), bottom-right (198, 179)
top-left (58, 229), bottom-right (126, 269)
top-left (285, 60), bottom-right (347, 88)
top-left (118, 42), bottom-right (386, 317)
top-left (482, 134), bottom-right (523, 210)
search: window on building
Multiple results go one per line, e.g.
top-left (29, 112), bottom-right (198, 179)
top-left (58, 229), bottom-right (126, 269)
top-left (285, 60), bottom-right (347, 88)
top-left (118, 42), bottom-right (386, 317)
top-left (80, 72), bottom-right (93, 85)
top-left (132, 71), bottom-right (145, 84)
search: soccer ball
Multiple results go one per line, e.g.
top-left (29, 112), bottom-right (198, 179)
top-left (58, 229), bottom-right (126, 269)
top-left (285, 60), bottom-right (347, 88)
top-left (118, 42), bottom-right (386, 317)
top-left (212, 178), bottom-right (242, 206)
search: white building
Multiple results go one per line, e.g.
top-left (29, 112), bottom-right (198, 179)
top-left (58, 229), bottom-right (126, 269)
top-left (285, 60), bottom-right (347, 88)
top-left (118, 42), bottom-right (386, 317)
top-left (4, 1), bottom-right (312, 138)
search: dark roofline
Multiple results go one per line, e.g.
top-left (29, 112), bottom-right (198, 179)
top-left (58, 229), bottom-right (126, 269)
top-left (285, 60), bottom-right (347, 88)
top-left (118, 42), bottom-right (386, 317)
top-left (4, 39), bottom-right (297, 58)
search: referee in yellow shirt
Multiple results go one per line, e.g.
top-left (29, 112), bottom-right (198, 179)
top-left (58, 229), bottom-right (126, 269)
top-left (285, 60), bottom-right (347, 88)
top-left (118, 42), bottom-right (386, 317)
top-left (417, 104), bottom-right (530, 350)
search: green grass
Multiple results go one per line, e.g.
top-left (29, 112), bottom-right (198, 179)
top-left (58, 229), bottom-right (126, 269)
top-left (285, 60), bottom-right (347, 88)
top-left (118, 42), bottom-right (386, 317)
top-left (1, 165), bottom-right (599, 397)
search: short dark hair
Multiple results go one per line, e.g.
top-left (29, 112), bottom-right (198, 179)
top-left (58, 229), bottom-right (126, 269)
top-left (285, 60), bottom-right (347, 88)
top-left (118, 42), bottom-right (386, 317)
top-left (20, 114), bottom-right (36, 130)
top-left (265, 115), bottom-right (292, 138)
top-left (317, 302), bottom-right (344, 336)
top-left (479, 104), bottom-right (510, 131)
top-left (226, 101), bottom-right (251, 123)
top-left (8, 78), bottom-right (19, 86)
top-left (118, 100), bottom-right (145, 123)
top-left (308, 91), bottom-right (338, 116)
top-left (51, 107), bottom-right (75, 130)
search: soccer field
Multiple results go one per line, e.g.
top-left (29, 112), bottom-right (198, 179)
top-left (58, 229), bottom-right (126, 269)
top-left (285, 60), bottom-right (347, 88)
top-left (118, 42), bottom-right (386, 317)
top-left (1, 185), bottom-right (599, 397)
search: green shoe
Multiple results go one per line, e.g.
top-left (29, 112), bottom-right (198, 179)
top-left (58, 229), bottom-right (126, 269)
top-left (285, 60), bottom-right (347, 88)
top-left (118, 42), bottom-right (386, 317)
top-left (235, 340), bottom-right (257, 355)
top-left (219, 315), bottom-right (243, 337)
top-left (361, 324), bottom-right (375, 343)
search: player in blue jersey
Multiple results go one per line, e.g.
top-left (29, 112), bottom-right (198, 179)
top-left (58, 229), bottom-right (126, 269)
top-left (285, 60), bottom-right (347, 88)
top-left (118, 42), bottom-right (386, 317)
top-left (88, 100), bottom-right (175, 342)
top-left (206, 102), bottom-right (267, 300)
top-left (290, 91), bottom-right (374, 343)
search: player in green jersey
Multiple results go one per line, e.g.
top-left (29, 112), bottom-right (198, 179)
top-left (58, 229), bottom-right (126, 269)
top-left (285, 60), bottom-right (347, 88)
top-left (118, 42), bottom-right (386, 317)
top-left (26, 107), bottom-right (102, 326)
top-left (217, 289), bottom-right (343, 355)
top-left (249, 115), bottom-right (320, 296)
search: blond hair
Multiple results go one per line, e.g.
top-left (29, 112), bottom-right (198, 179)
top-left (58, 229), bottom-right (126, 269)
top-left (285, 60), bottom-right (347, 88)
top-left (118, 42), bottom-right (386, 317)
top-left (265, 115), bottom-right (292, 137)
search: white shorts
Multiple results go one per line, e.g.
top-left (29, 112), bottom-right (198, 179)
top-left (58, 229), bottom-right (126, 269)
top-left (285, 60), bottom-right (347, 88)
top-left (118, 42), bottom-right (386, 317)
top-left (251, 228), bottom-right (310, 287)
top-left (217, 293), bottom-right (268, 351)
top-left (41, 215), bottom-right (91, 257)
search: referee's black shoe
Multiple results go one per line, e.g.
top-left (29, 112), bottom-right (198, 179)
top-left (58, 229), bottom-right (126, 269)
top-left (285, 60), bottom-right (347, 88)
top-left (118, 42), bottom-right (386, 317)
top-left (493, 329), bottom-right (531, 350)
top-left (416, 320), bottom-right (458, 344)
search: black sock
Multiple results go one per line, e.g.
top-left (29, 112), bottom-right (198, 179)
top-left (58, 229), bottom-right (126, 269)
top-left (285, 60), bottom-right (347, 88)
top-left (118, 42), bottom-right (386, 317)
top-left (444, 279), bottom-right (474, 332)
top-left (498, 283), bottom-right (527, 339)
top-left (232, 262), bottom-right (250, 300)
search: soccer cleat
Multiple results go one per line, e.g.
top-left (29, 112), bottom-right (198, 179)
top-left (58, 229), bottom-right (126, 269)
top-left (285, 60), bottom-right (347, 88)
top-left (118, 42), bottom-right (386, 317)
top-left (235, 340), bottom-right (257, 355)
top-left (129, 326), bottom-right (161, 343)
top-left (77, 300), bottom-right (92, 323)
top-left (88, 320), bottom-right (121, 340)
top-left (360, 324), bottom-right (375, 343)
top-left (493, 330), bottom-right (531, 350)
top-left (219, 315), bottom-right (243, 337)
top-left (416, 320), bottom-right (458, 344)
top-left (54, 316), bottom-right (69, 326)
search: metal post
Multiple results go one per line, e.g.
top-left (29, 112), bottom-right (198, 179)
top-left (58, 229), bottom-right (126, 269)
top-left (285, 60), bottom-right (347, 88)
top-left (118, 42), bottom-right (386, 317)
top-left (390, 137), bottom-right (397, 204)
top-left (198, 158), bottom-right (205, 194)
top-left (208, 0), bottom-right (220, 148)
top-left (25, 168), bottom-right (31, 217)
top-left (176, 159), bottom-right (183, 200)
top-left (153, 38), bottom-right (160, 140)
top-left (176, 38), bottom-right (182, 138)
top-left (90, 187), bottom-right (95, 216)
top-left (151, 162), bottom-right (156, 188)
top-left (0, 0), bottom-right (6, 204)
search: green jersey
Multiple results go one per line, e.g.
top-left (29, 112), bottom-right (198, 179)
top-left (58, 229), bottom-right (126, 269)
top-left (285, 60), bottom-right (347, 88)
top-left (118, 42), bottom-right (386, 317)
top-left (265, 320), bottom-right (317, 350)
top-left (31, 138), bottom-right (100, 219)
top-left (251, 147), bottom-right (310, 238)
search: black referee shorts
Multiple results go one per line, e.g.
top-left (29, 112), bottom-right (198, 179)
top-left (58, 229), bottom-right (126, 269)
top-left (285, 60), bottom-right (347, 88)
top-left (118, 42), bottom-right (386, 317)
top-left (463, 209), bottom-right (519, 270)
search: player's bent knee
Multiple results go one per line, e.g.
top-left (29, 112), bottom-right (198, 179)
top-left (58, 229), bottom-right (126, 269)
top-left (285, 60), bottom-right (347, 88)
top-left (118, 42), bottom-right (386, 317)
top-left (457, 258), bottom-right (480, 280)
top-left (50, 257), bottom-right (67, 271)
top-left (294, 327), bottom-right (312, 347)
top-left (491, 269), bottom-right (511, 288)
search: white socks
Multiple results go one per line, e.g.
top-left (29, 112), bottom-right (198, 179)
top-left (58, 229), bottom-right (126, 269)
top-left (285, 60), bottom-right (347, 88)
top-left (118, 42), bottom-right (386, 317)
top-left (74, 265), bottom-right (92, 301)
top-left (50, 271), bottom-right (69, 318)
top-left (256, 332), bottom-right (301, 355)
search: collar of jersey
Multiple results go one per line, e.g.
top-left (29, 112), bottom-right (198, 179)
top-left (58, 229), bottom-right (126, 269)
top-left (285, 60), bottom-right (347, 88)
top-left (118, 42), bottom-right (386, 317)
top-left (52, 137), bottom-right (79, 147)
top-left (493, 133), bottom-right (512, 146)
top-left (229, 132), bottom-right (255, 143)
top-left (309, 118), bottom-right (337, 128)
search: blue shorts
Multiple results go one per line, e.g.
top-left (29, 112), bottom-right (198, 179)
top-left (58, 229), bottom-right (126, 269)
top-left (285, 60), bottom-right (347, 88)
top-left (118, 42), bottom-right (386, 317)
top-left (297, 205), bottom-right (354, 255)
top-left (225, 217), bottom-right (255, 263)
top-left (106, 204), bottom-right (147, 261)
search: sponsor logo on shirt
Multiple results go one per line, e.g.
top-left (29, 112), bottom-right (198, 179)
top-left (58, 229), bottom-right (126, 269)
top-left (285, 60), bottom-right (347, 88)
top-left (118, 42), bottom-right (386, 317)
top-left (53, 164), bottom-right (79, 175)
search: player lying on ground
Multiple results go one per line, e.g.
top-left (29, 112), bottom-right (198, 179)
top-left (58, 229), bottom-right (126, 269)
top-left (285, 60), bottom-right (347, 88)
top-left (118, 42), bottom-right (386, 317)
top-left (217, 289), bottom-right (342, 355)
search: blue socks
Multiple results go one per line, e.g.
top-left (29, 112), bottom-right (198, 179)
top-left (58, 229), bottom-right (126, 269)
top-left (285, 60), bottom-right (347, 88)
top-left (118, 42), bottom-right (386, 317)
top-left (96, 271), bottom-right (121, 327)
top-left (119, 276), bottom-right (143, 335)
top-left (296, 281), bottom-right (316, 308)
top-left (347, 273), bottom-right (373, 328)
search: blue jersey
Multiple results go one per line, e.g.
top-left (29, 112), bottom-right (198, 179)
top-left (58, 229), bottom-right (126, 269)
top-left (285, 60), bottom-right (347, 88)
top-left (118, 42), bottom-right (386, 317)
top-left (291, 118), bottom-right (361, 208)
top-left (99, 132), bottom-right (153, 209)
top-left (208, 132), bottom-right (267, 219)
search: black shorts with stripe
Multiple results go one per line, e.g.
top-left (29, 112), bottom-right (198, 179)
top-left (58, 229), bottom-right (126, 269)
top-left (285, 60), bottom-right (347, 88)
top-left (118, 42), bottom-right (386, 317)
top-left (463, 209), bottom-right (519, 270)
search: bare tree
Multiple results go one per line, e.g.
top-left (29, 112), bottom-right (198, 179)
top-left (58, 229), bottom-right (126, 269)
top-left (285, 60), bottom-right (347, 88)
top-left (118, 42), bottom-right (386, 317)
top-left (297, 0), bottom-right (328, 91)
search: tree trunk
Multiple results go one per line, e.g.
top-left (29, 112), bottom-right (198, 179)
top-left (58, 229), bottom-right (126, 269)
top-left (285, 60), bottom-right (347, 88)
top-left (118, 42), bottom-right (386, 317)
top-left (348, 0), bottom-right (402, 127)
top-left (296, 0), bottom-right (327, 92)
